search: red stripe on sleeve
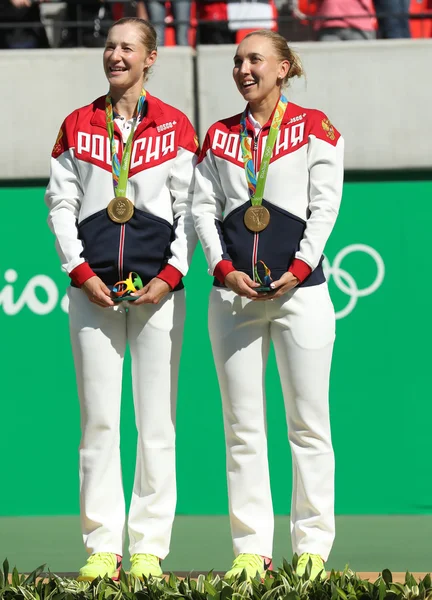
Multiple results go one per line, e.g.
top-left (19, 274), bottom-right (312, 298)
top-left (157, 264), bottom-right (183, 289)
top-left (214, 260), bottom-right (236, 284)
top-left (288, 259), bottom-right (312, 283)
top-left (69, 262), bottom-right (96, 287)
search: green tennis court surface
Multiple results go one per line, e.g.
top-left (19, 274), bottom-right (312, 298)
top-left (1, 516), bottom-right (431, 574)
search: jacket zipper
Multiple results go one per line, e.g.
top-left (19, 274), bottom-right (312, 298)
top-left (251, 130), bottom-right (261, 281)
top-left (117, 115), bottom-right (147, 282)
top-left (116, 129), bottom-right (126, 282)
top-left (118, 224), bottom-right (125, 282)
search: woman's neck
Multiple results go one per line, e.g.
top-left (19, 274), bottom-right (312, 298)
top-left (110, 82), bottom-right (144, 120)
top-left (249, 89), bottom-right (282, 126)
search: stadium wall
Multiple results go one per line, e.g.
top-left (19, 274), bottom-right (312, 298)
top-left (1, 39), bottom-right (432, 178)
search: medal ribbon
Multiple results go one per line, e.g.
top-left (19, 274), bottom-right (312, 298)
top-left (105, 88), bottom-right (147, 197)
top-left (239, 94), bottom-right (288, 206)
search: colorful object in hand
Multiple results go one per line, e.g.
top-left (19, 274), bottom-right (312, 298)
top-left (112, 272), bottom-right (143, 301)
top-left (254, 260), bottom-right (272, 287)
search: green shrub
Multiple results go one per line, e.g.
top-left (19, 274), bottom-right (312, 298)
top-left (1, 558), bottom-right (431, 600)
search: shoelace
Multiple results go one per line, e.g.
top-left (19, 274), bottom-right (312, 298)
top-left (131, 554), bottom-right (159, 568)
top-left (298, 554), bottom-right (322, 570)
top-left (87, 552), bottom-right (115, 568)
top-left (231, 554), bottom-right (262, 570)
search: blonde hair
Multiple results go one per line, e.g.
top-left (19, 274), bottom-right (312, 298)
top-left (107, 18), bottom-right (157, 81)
top-left (242, 30), bottom-right (304, 86)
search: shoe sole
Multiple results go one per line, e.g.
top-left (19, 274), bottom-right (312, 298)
top-left (224, 572), bottom-right (268, 582)
top-left (77, 571), bottom-right (120, 582)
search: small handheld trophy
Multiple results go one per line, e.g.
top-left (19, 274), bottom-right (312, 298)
top-left (254, 260), bottom-right (273, 293)
top-left (112, 272), bottom-right (143, 302)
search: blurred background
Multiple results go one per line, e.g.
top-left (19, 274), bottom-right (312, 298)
top-left (0, 0), bottom-right (432, 576)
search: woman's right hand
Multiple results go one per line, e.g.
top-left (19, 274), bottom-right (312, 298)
top-left (81, 276), bottom-right (115, 308)
top-left (224, 271), bottom-right (260, 298)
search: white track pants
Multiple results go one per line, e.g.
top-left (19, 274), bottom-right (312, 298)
top-left (68, 287), bottom-right (185, 559)
top-left (209, 284), bottom-right (335, 561)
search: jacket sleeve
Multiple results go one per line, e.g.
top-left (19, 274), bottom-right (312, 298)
top-left (192, 130), bottom-right (234, 278)
top-left (159, 114), bottom-right (199, 288)
top-left (295, 111), bottom-right (344, 270)
top-left (44, 114), bottom-right (95, 285)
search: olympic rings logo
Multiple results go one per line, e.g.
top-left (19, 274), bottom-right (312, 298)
top-left (323, 244), bottom-right (385, 320)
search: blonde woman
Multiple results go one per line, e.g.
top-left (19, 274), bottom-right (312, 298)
top-left (45, 17), bottom-right (198, 581)
top-left (193, 30), bottom-right (344, 581)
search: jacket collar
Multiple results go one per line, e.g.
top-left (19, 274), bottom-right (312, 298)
top-left (90, 91), bottom-right (165, 135)
top-left (240, 95), bottom-right (294, 134)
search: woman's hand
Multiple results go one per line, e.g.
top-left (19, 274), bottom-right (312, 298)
top-left (270, 272), bottom-right (300, 297)
top-left (82, 276), bottom-right (115, 308)
top-left (131, 277), bottom-right (171, 305)
top-left (252, 272), bottom-right (299, 301)
top-left (225, 271), bottom-right (260, 298)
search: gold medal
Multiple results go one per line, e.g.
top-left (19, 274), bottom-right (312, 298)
top-left (107, 197), bottom-right (134, 224)
top-left (244, 206), bottom-right (271, 233)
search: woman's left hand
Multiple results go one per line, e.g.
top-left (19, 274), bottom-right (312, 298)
top-left (130, 277), bottom-right (171, 305)
top-left (252, 272), bottom-right (299, 301)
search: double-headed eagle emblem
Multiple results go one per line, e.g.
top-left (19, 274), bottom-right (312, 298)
top-left (321, 119), bottom-right (335, 141)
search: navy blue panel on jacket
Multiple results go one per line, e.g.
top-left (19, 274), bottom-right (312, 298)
top-left (214, 199), bottom-right (325, 288)
top-left (77, 208), bottom-right (183, 290)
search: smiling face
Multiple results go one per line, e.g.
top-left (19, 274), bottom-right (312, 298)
top-left (103, 22), bottom-right (157, 92)
top-left (233, 34), bottom-right (289, 106)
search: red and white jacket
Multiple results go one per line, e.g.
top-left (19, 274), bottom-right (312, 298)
top-left (45, 92), bottom-right (198, 291)
top-left (193, 100), bottom-right (344, 287)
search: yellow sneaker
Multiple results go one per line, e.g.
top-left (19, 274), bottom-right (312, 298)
top-left (224, 553), bottom-right (273, 581)
top-left (295, 553), bottom-right (326, 581)
top-left (77, 552), bottom-right (122, 581)
top-left (129, 553), bottom-right (163, 579)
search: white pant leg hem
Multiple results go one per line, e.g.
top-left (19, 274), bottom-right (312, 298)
top-left (85, 546), bottom-right (123, 556)
top-left (233, 540), bottom-right (273, 559)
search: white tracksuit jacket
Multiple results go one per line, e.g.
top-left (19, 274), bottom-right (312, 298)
top-left (193, 101), bottom-right (344, 286)
top-left (45, 91), bottom-right (198, 291)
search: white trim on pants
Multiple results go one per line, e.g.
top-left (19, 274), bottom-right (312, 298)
top-left (208, 283), bottom-right (336, 561)
top-left (68, 286), bottom-right (185, 559)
